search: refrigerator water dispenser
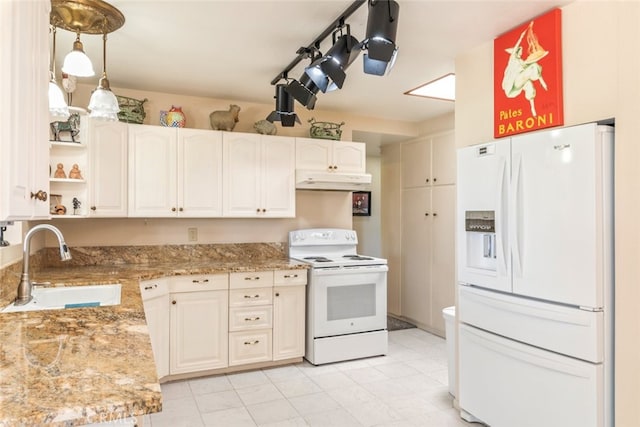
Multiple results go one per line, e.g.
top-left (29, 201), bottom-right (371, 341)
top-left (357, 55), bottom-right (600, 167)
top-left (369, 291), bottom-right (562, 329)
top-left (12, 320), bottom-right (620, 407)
top-left (465, 210), bottom-right (496, 270)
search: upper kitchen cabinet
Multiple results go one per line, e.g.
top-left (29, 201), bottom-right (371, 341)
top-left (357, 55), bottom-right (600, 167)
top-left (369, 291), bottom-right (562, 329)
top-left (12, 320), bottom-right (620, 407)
top-left (223, 133), bottom-right (295, 218)
top-left (128, 125), bottom-right (223, 217)
top-left (295, 138), bottom-right (366, 173)
top-left (0, 0), bottom-right (50, 221)
top-left (88, 119), bottom-right (128, 217)
top-left (402, 131), bottom-right (456, 188)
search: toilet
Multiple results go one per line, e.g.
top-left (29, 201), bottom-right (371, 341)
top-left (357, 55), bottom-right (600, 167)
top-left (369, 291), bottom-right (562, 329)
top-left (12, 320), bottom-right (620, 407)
top-left (442, 306), bottom-right (456, 397)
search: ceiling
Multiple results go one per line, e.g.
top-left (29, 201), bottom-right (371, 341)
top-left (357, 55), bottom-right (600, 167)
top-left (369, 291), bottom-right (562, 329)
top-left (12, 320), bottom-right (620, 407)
top-left (53, 0), bottom-right (569, 127)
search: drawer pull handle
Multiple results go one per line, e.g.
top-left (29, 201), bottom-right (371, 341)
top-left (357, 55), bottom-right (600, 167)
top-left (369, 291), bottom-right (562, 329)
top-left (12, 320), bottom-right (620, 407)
top-left (244, 294), bottom-right (260, 299)
top-left (283, 274), bottom-right (298, 278)
top-left (244, 317), bottom-right (261, 321)
top-left (144, 284), bottom-right (158, 290)
top-left (192, 279), bottom-right (209, 283)
top-left (244, 340), bottom-right (260, 345)
top-left (244, 276), bottom-right (261, 281)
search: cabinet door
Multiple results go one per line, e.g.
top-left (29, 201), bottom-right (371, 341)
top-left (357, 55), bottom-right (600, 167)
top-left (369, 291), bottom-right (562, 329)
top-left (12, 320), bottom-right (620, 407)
top-left (140, 280), bottom-right (170, 379)
top-left (401, 187), bottom-right (432, 326)
top-left (295, 138), bottom-right (332, 171)
top-left (333, 141), bottom-right (366, 173)
top-left (89, 120), bottom-right (128, 217)
top-left (0, 0), bottom-right (50, 221)
top-left (430, 185), bottom-right (456, 333)
top-left (401, 138), bottom-right (431, 188)
top-left (261, 136), bottom-right (295, 217)
top-left (128, 125), bottom-right (177, 217)
top-left (170, 290), bottom-right (228, 374)
top-left (177, 129), bottom-right (223, 217)
top-left (272, 286), bottom-right (305, 360)
top-left (431, 132), bottom-right (456, 186)
top-left (223, 133), bottom-right (261, 216)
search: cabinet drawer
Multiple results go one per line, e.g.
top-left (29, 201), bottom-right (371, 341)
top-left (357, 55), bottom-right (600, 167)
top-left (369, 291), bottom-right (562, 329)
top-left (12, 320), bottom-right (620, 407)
top-left (139, 278), bottom-right (169, 300)
top-left (168, 274), bottom-right (228, 292)
top-left (229, 288), bottom-right (273, 307)
top-left (230, 271), bottom-right (273, 289)
top-left (229, 306), bottom-right (273, 331)
top-left (274, 269), bottom-right (307, 286)
top-left (229, 330), bottom-right (272, 366)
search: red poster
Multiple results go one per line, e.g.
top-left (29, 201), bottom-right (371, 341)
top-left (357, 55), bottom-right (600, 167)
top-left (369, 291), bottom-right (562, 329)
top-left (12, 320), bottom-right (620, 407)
top-left (494, 8), bottom-right (563, 138)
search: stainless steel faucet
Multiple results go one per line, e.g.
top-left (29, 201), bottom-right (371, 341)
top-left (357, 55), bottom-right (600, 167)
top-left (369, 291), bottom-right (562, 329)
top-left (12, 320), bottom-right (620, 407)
top-left (15, 224), bottom-right (71, 306)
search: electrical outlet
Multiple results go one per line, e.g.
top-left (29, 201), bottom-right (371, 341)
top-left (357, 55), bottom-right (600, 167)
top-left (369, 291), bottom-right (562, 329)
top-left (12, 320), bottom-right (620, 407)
top-left (187, 227), bottom-right (198, 242)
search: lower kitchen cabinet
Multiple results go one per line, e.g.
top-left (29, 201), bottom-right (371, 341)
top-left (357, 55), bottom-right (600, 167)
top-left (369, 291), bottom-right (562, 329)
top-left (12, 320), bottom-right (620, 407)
top-left (139, 279), bottom-right (170, 379)
top-left (139, 269), bottom-right (306, 381)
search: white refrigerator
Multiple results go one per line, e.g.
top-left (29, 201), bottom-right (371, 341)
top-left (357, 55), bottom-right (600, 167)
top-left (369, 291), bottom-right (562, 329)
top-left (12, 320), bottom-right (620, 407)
top-left (456, 122), bottom-right (614, 427)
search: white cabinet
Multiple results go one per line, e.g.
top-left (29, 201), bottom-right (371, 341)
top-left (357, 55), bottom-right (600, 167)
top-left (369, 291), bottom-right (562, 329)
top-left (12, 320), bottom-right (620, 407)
top-left (0, 0), bottom-right (50, 221)
top-left (399, 130), bottom-right (456, 335)
top-left (88, 120), bottom-right (128, 217)
top-left (295, 137), bottom-right (366, 173)
top-left (139, 278), bottom-right (170, 379)
top-left (49, 140), bottom-right (88, 218)
top-left (402, 132), bottom-right (456, 188)
top-left (273, 285), bottom-right (306, 360)
top-left (169, 275), bottom-right (229, 374)
top-left (223, 133), bottom-right (295, 218)
top-left (128, 125), bottom-right (223, 217)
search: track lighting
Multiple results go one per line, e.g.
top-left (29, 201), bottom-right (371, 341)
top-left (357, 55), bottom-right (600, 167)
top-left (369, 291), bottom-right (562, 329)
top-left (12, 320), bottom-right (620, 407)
top-left (266, 83), bottom-right (301, 127)
top-left (304, 25), bottom-right (360, 93)
top-left (286, 72), bottom-right (321, 110)
top-left (360, 0), bottom-right (400, 76)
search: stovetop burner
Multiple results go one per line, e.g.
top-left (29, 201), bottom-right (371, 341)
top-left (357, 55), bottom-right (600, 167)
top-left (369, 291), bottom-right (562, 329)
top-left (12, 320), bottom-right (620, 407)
top-left (304, 256), bottom-right (333, 262)
top-left (343, 255), bottom-right (374, 261)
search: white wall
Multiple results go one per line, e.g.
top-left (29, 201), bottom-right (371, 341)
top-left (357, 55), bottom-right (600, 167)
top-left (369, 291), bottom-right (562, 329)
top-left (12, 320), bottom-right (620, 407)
top-left (454, 2), bottom-right (640, 424)
top-left (353, 156), bottom-right (382, 257)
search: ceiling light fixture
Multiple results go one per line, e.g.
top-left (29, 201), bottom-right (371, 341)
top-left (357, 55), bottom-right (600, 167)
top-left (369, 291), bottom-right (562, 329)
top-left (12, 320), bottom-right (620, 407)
top-left (304, 25), bottom-right (360, 93)
top-left (266, 82), bottom-right (301, 127)
top-left (360, 0), bottom-right (400, 76)
top-left (49, 26), bottom-right (71, 121)
top-left (61, 30), bottom-right (95, 77)
top-left (88, 29), bottom-right (120, 120)
top-left (405, 73), bottom-right (456, 101)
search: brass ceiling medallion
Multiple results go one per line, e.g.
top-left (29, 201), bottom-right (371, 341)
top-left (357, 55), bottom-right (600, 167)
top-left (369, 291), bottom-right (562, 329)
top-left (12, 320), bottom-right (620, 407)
top-left (50, 0), bottom-right (125, 34)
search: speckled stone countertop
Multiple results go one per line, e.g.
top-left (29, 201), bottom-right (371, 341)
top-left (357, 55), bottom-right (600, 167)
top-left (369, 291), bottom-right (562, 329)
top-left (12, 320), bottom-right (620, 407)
top-left (0, 244), bottom-right (308, 427)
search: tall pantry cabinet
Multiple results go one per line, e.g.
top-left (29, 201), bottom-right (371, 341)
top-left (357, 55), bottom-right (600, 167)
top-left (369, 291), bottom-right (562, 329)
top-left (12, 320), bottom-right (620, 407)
top-left (400, 131), bottom-right (456, 335)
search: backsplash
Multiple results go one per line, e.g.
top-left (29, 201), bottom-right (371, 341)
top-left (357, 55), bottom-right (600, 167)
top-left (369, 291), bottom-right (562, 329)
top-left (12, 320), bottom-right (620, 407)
top-left (0, 243), bottom-right (287, 302)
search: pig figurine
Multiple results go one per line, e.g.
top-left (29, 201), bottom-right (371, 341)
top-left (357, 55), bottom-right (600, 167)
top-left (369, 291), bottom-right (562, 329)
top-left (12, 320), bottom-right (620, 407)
top-left (254, 119), bottom-right (277, 135)
top-left (209, 104), bottom-right (241, 131)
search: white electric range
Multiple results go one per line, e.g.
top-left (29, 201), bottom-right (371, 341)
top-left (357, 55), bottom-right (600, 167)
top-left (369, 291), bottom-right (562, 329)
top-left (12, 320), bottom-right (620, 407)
top-left (289, 228), bottom-right (388, 365)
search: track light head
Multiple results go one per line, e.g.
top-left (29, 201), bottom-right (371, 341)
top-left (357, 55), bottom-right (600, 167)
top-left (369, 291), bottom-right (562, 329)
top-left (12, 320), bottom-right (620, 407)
top-left (266, 83), bottom-right (301, 127)
top-left (285, 73), bottom-right (320, 110)
top-left (305, 26), bottom-right (360, 93)
top-left (362, 0), bottom-right (399, 75)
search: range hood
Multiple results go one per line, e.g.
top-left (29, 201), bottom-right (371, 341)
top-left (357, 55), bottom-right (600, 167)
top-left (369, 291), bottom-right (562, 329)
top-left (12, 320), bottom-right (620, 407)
top-left (296, 169), bottom-right (372, 191)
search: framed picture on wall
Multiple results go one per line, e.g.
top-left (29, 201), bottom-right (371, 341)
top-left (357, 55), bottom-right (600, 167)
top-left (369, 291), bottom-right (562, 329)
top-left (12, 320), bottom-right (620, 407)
top-left (352, 191), bottom-right (371, 216)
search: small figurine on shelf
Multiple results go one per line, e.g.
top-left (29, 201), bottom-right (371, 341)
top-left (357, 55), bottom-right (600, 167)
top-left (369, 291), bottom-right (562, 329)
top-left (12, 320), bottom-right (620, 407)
top-left (55, 205), bottom-right (67, 215)
top-left (72, 197), bottom-right (81, 215)
top-left (54, 163), bottom-right (66, 178)
top-left (68, 164), bottom-right (83, 180)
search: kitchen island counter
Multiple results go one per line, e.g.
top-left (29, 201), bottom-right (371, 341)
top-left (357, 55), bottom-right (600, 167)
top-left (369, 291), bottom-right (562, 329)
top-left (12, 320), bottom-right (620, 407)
top-left (0, 256), bottom-right (307, 426)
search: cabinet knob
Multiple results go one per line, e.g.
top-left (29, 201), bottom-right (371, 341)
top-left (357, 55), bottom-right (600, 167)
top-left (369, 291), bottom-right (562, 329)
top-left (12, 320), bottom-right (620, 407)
top-left (256, 208), bottom-right (260, 213)
top-left (179, 207), bottom-right (184, 212)
top-left (275, 292), bottom-right (280, 297)
top-left (244, 276), bottom-right (260, 281)
top-left (425, 212), bottom-right (429, 216)
top-left (144, 284), bottom-right (158, 290)
top-left (261, 208), bottom-right (266, 213)
top-left (425, 178), bottom-right (429, 183)
top-left (433, 177), bottom-right (437, 182)
top-left (244, 294), bottom-right (260, 299)
top-left (172, 300), bottom-right (176, 305)
top-left (244, 317), bottom-right (261, 321)
top-left (433, 212), bottom-right (438, 217)
top-left (30, 190), bottom-right (48, 201)
top-left (192, 279), bottom-right (209, 283)
top-left (244, 340), bottom-right (260, 345)
top-left (91, 206), bottom-right (97, 211)
top-left (171, 207), bottom-right (176, 212)
top-left (283, 274), bottom-right (298, 278)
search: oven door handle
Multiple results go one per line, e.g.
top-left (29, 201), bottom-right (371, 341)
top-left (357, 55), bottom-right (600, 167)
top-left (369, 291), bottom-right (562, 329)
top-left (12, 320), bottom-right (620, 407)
top-left (312, 265), bottom-right (388, 275)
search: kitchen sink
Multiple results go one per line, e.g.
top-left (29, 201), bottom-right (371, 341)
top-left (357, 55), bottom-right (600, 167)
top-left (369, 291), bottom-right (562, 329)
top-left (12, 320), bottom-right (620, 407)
top-left (2, 283), bottom-right (121, 313)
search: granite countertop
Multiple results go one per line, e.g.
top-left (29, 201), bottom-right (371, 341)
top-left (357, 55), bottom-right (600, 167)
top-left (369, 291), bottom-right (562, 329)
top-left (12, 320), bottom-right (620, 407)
top-left (0, 258), bottom-right (308, 427)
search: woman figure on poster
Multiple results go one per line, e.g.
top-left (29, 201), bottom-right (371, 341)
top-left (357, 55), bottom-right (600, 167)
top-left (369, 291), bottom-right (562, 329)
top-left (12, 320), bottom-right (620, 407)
top-left (501, 21), bottom-right (549, 117)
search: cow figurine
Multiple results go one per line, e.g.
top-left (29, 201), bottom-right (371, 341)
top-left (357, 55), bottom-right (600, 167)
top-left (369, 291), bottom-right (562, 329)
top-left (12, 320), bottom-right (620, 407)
top-left (209, 104), bottom-right (241, 131)
top-left (50, 113), bottom-right (81, 142)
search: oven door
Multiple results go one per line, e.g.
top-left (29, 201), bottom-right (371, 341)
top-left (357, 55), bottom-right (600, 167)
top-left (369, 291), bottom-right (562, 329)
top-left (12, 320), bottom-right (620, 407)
top-left (310, 265), bottom-right (388, 338)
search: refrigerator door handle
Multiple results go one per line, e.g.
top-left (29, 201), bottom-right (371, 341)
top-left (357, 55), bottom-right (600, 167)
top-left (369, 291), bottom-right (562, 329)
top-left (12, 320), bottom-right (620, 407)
top-left (497, 158), bottom-right (508, 275)
top-left (511, 154), bottom-right (523, 277)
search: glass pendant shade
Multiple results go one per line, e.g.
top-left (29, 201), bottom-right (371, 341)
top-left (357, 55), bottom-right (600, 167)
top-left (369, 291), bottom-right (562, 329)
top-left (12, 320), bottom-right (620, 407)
top-left (89, 74), bottom-right (120, 121)
top-left (49, 79), bottom-right (70, 122)
top-left (62, 37), bottom-right (95, 77)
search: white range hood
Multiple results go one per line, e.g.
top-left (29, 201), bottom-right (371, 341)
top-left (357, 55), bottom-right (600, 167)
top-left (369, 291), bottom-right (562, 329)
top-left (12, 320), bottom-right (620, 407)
top-left (295, 170), bottom-right (372, 191)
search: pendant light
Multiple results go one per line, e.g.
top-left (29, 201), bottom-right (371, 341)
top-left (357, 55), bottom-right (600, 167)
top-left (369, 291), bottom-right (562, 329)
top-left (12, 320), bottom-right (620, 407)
top-left (49, 26), bottom-right (70, 122)
top-left (88, 30), bottom-right (120, 121)
top-left (61, 30), bottom-right (95, 77)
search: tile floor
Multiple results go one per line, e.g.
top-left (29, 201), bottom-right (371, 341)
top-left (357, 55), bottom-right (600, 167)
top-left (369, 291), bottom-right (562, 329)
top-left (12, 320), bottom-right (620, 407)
top-left (142, 328), bottom-right (472, 427)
